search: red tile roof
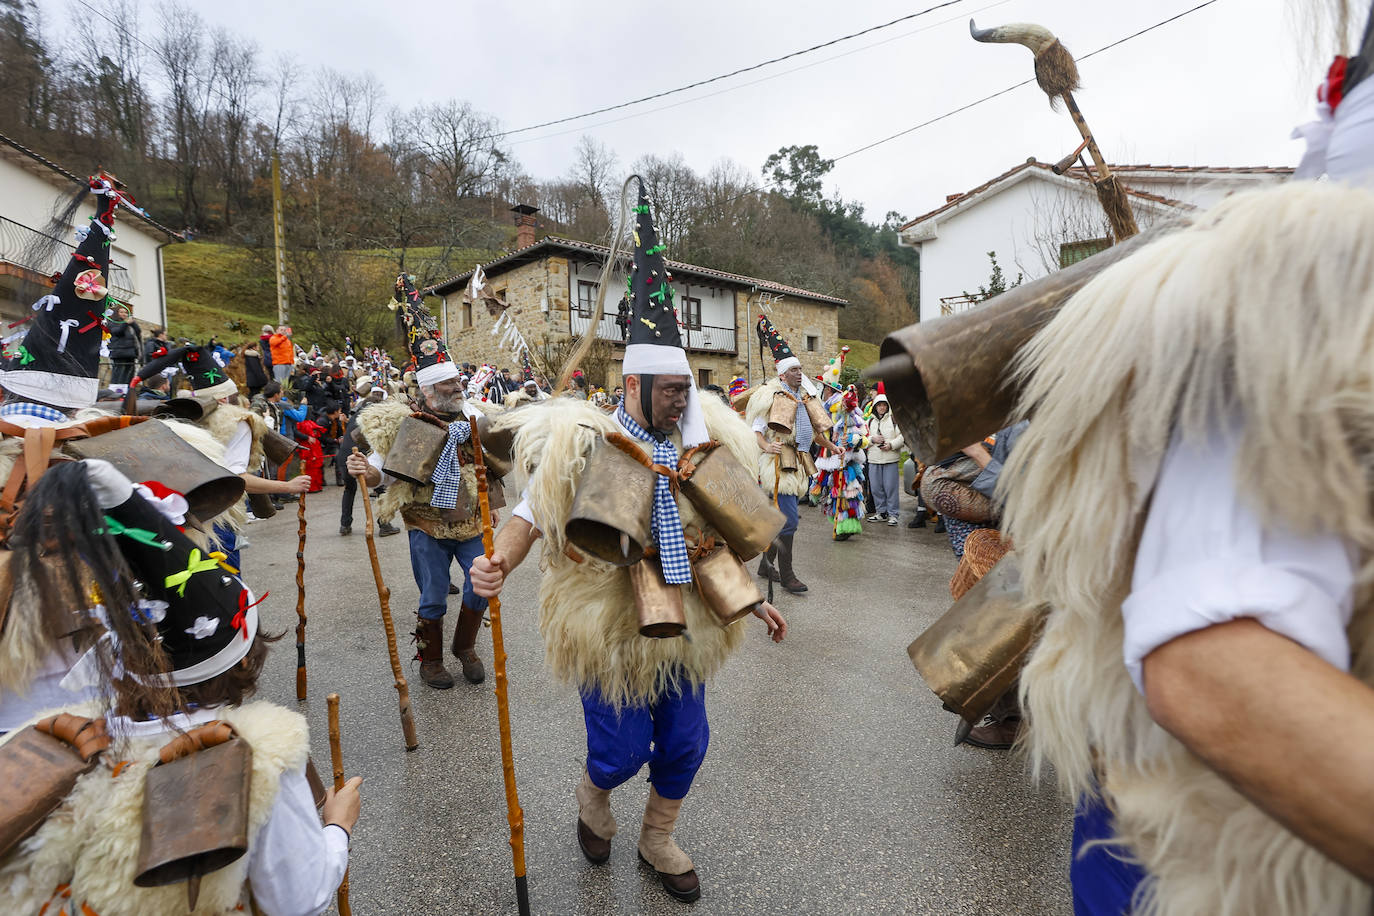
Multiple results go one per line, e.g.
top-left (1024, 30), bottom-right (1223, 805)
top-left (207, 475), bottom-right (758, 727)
top-left (899, 160), bottom-right (1293, 232)
top-left (429, 235), bottom-right (848, 306)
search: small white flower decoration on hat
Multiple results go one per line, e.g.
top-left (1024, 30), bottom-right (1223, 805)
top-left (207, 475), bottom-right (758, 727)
top-left (185, 616), bottom-right (220, 640)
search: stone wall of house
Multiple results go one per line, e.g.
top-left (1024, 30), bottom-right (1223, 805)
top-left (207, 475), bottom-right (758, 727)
top-left (441, 253), bottom-right (843, 389)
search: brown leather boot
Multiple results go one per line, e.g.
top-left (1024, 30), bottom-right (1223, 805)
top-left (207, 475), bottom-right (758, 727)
top-left (778, 535), bottom-right (807, 593)
top-left (756, 544), bottom-right (780, 582)
top-left (414, 616), bottom-right (455, 689)
top-left (450, 604), bottom-right (486, 684)
top-left (963, 716), bottom-right (1023, 750)
top-left (637, 787), bottom-right (700, 902)
top-left (575, 768), bottom-right (616, 865)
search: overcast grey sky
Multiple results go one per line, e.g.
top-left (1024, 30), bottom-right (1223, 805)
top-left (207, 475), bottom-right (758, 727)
top-left (70, 0), bottom-right (1328, 223)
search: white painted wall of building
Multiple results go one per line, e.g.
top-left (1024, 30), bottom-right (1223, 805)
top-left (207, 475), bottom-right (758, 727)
top-left (0, 155), bottom-right (175, 326)
top-left (904, 169), bottom-right (1286, 323)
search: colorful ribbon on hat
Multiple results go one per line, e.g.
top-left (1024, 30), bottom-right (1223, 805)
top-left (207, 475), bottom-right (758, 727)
top-left (165, 548), bottom-right (237, 597)
top-left (99, 516), bottom-right (170, 550)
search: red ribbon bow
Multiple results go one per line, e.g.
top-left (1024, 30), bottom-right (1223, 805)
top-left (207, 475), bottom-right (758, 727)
top-left (1321, 55), bottom-right (1349, 110)
top-left (233, 589), bottom-right (269, 640)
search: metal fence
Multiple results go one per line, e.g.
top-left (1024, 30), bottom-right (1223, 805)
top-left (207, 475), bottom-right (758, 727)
top-left (568, 311), bottom-right (736, 353)
top-left (0, 215), bottom-right (136, 299)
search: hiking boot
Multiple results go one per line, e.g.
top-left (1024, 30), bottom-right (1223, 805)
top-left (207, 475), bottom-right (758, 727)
top-left (339, 525), bottom-right (351, 536)
top-left (450, 605), bottom-right (486, 684)
top-left (378, 520), bottom-right (400, 537)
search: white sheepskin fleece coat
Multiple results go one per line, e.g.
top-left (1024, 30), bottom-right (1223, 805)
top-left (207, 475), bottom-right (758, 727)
top-left (744, 378), bottom-right (809, 498)
top-left (506, 394), bottom-right (762, 707)
top-left (0, 701), bottom-right (308, 916)
top-left (1000, 181), bottom-right (1374, 916)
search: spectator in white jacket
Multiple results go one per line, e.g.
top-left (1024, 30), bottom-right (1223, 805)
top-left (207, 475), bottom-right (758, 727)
top-left (865, 390), bottom-right (905, 525)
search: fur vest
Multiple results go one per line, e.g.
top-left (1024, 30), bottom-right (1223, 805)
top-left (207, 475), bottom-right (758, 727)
top-left (1001, 182), bottom-right (1374, 916)
top-left (508, 396), bottom-right (762, 707)
top-left (356, 398), bottom-right (482, 542)
top-left (0, 701), bottom-right (309, 916)
top-left (744, 379), bottom-right (809, 498)
top-left (201, 403), bottom-right (267, 478)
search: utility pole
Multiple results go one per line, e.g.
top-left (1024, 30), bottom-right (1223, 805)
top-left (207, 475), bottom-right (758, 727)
top-left (272, 150), bottom-right (289, 324)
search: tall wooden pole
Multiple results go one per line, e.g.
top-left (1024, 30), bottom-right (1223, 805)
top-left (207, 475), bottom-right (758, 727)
top-left (272, 151), bottom-right (289, 325)
top-left (353, 448), bottom-right (419, 750)
top-left (468, 422), bottom-right (531, 916)
top-left (294, 491), bottom-right (307, 701)
top-left (326, 693), bottom-right (352, 916)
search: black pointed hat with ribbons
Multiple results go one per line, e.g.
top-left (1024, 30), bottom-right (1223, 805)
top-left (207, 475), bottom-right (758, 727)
top-left (621, 176), bottom-right (707, 444)
top-left (757, 314), bottom-right (817, 395)
top-left (393, 274), bottom-right (457, 387)
top-left (133, 342), bottom-right (238, 400)
top-left (1, 175), bottom-right (139, 408)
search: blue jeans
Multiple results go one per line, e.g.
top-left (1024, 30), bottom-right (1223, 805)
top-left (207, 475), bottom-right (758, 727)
top-left (777, 493), bottom-right (799, 537)
top-left (581, 680), bottom-right (709, 800)
top-left (407, 528), bottom-right (488, 620)
top-left (213, 522), bottom-right (241, 574)
top-left (1071, 794), bottom-right (1146, 915)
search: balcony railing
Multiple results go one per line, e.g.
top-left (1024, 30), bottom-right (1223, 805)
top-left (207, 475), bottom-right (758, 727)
top-left (569, 311), bottom-right (737, 354)
top-left (0, 215), bottom-right (135, 299)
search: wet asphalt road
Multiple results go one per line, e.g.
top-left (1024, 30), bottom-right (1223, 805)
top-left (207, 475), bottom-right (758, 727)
top-left (243, 486), bottom-right (1071, 915)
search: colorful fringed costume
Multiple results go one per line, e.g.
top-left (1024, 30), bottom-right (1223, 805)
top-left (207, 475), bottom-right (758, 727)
top-left (811, 386), bottom-right (868, 538)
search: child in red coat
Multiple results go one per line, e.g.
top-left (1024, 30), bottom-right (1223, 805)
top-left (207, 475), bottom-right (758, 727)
top-left (295, 418), bottom-right (326, 493)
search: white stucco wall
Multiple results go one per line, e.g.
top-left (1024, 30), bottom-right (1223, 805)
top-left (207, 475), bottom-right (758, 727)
top-left (0, 154), bottom-right (176, 327)
top-left (566, 257), bottom-right (737, 349)
top-left (902, 168), bottom-right (1287, 323)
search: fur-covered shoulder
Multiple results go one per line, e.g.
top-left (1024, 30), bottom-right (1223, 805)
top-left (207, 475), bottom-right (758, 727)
top-left (356, 396), bottom-right (414, 457)
top-left (510, 399), bottom-right (619, 554)
top-left (744, 377), bottom-right (784, 426)
top-left (699, 389), bottom-right (760, 471)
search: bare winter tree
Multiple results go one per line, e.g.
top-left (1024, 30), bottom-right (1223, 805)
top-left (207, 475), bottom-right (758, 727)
top-left (564, 135), bottom-right (618, 238)
top-left (1018, 182), bottom-right (1168, 278)
top-left (70, 0), bottom-right (151, 185)
top-left (155, 0), bottom-right (215, 228)
top-left (205, 28), bottom-right (261, 228)
top-left (632, 152), bottom-right (701, 253)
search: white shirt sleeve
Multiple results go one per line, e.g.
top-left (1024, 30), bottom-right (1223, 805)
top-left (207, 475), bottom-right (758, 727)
top-left (223, 420), bottom-right (254, 475)
top-left (751, 416), bottom-right (768, 434)
top-left (512, 492), bottom-right (540, 533)
top-left (366, 449), bottom-right (396, 485)
top-left (247, 764), bottom-right (350, 916)
top-left (1121, 427), bottom-right (1356, 694)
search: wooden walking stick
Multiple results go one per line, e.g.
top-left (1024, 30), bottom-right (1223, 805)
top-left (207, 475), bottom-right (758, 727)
top-left (768, 451), bottom-right (781, 605)
top-left (327, 693), bottom-right (352, 916)
top-left (468, 422), bottom-right (531, 916)
top-left (352, 448), bottom-right (419, 750)
top-left (295, 491), bottom-right (308, 701)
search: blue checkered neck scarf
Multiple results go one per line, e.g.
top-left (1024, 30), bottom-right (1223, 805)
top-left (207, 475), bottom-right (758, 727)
top-left (430, 419), bottom-right (472, 509)
top-left (0, 402), bottom-right (67, 424)
top-left (615, 406), bottom-right (692, 585)
top-left (781, 381), bottom-right (813, 451)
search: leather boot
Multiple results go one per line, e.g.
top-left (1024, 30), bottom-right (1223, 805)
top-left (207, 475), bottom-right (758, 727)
top-left (414, 616), bottom-right (455, 689)
top-left (450, 604), bottom-right (486, 684)
top-left (778, 535), bottom-right (807, 593)
top-left (756, 543), bottom-right (780, 582)
top-left (637, 787), bottom-right (700, 902)
top-left (575, 768), bottom-right (616, 864)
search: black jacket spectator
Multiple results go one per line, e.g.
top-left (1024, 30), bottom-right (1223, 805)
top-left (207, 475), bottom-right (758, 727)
top-left (142, 334), bottom-right (169, 362)
top-left (106, 321), bottom-right (140, 361)
top-left (243, 346), bottom-right (269, 394)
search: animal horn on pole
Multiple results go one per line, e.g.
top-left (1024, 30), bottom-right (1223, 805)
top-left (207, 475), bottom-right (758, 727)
top-left (969, 19), bottom-right (1079, 103)
top-left (865, 222), bottom-right (1179, 464)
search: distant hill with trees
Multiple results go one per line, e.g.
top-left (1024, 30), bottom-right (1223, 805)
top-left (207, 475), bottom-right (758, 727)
top-left (1, 0), bottom-right (918, 349)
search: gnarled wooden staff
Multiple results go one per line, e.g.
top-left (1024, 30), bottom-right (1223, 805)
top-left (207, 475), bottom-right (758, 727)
top-left (327, 693), bottom-right (352, 916)
top-left (970, 19), bottom-right (1139, 242)
top-left (352, 448), bottom-right (419, 750)
top-left (468, 422), bottom-right (531, 916)
top-left (295, 491), bottom-right (308, 701)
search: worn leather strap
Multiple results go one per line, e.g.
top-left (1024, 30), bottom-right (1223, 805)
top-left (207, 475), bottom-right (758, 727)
top-left (35, 714), bottom-right (111, 762)
top-left (157, 720), bottom-right (237, 765)
top-left (676, 440), bottom-right (721, 482)
top-left (23, 427), bottom-right (56, 489)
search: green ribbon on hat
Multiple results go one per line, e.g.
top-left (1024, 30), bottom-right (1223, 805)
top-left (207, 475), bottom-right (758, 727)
top-left (98, 515), bottom-right (170, 551)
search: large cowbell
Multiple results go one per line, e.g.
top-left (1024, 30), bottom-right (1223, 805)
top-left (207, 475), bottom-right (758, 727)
top-left (565, 439), bottom-right (656, 566)
top-left (383, 415), bottom-right (449, 486)
top-left (678, 445), bottom-right (784, 561)
top-left (65, 419), bottom-right (245, 521)
top-left (135, 727), bottom-right (253, 909)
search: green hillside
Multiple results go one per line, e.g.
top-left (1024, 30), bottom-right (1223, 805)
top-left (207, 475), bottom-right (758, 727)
top-left (162, 242), bottom-right (497, 346)
top-left (837, 338), bottom-right (880, 371)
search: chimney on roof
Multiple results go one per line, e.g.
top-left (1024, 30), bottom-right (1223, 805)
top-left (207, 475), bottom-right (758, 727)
top-left (511, 204), bottom-right (539, 250)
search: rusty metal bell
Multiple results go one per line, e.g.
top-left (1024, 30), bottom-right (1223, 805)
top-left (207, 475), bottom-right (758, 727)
top-left (473, 413), bottom-right (516, 464)
top-left (692, 546), bottom-right (763, 626)
top-left (382, 416), bottom-right (449, 486)
top-left (261, 429), bottom-right (298, 467)
top-left (134, 736), bottom-right (253, 908)
top-left (565, 440), bottom-right (655, 566)
top-left (802, 394), bottom-right (833, 435)
top-left (778, 443), bottom-right (800, 473)
top-left (64, 419), bottom-right (246, 522)
top-left (798, 448), bottom-right (818, 480)
top-left (767, 391), bottom-right (797, 434)
top-left (152, 396), bottom-right (219, 423)
top-left (678, 446), bottom-right (784, 561)
top-left (629, 556), bottom-right (686, 638)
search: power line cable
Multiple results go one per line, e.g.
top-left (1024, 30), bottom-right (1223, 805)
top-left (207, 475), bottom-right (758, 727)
top-left (483, 1), bottom-right (967, 140)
